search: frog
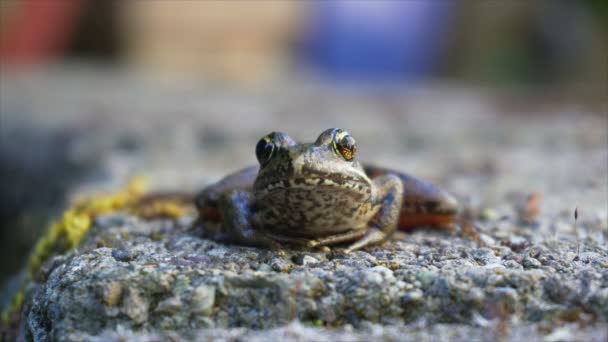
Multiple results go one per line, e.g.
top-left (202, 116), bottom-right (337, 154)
top-left (195, 128), bottom-right (459, 253)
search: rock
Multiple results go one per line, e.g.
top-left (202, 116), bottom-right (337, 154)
top-left (466, 287), bottom-right (485, 305)
top-left (270, 258), bottom-right (293, 273)
top-left (102, 281), bottom-right (123, 306)
top-left (401, 289), bottom-right (424, 304)
top-left (12, 244), bottom-right (608, 340)
top-left (155, 296), bottom-right (183, 314)
top-left (502, 260), bottom-right (522, 270)
top-left (191, 285), bottom-right (215, 315)
top-left (111, 249), bottom-right (134, 262)
top-left (522, 256), bottom-right (542, 269)
top-left (123, 288), bottom-right (149, 324)
top-left (291, 254), bottom-right (320, 266)
top-left (479, 208), bottom-right (499, 221)
top-left (415, 271), bottom-right (437, 289)
top-left (492, 287), bottom-right (519, 313)
top-left (17, 211), bottom-right (607, 341)
top-left (471, 248), bottom-right (500, 265)
top-left (21, 217), bottom-right (608, 340)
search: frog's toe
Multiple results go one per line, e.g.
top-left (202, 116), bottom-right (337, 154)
top-left (307, 240), bottom-right (319, 248)
top-left (273, 248), bottom-right (287, 257)
top-left (262, 238), bottom-right (284, 252)
top-left (344, 229), bottom-right (387, 253)
top-left (318, 246), bottom-right (331, 253)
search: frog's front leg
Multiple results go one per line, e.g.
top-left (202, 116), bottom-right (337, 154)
top-left (212, 190), bottom-right (282, 250)
top-left (344, 174), bottom-right (404, 253)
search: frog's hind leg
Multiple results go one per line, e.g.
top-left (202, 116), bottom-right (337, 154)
top-left (397, 173), bottom-right (459, 231)
top-left (345, 174), bottom-right (403, 253)
top-left (364, 165), bottom-right (459, 231)
top-left (195, 166), bottom-right (259, 223)
top-left (212, 190), bottom-right (282, 250)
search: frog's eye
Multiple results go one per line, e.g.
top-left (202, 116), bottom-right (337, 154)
top-left (256, 136), bottom-right (275, 165)
top-left (333, 130), bottom-right (357, 161)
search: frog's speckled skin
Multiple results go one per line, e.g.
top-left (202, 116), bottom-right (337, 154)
top-left (196, 128), bottom-right (459, 252)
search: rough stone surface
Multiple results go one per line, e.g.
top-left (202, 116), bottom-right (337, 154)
top-left (20, 210), bottom-right (608, 341)
top-left (1, 67), bottom-right (606, 341)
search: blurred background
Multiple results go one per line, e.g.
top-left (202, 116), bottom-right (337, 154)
top-left (0, 1), bottom-right (606, 287)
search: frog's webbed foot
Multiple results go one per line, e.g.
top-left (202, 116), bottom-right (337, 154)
top-left (216, 190), bottom-right (282, 250)
top-left (262, 233), bottom-right (332, 253)
top-left (345, 174), bottom-right (404, 252)
top-left (263, 233), bottom-right (315, 246)
top-left (307, 229), bottom-right (368, 248)
top-left (344, 229), bottom-right (387, 253)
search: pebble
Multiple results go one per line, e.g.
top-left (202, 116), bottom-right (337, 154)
top-left (191, 285), bottom-right (216, 315)
top-left (111, 249), bottom-right (134, 262)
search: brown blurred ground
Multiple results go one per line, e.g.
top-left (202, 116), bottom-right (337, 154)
top-left (1, 1), bottom-right (606, 85)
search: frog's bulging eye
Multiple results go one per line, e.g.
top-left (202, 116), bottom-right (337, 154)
top-left (256, 136), bottom-right (275, 165)
top-left (333, 131), bottom-right (357, 161)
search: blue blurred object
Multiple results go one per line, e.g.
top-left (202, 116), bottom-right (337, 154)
top-left (303, 1), bottom-right (453, 82)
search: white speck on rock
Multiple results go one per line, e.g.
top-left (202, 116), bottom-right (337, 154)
top-left (191, 285), bottom-right (215, 315)
top-left (122, 289), bottom-right (149, 324)
top-left (155, 296), bottom-right (183, 314)
top-left (484, 263), bottom-right (506, 270)
top-left (301, 255), bottom-right (318, 265)
top-left (368, 266), bottom-right (395, 284)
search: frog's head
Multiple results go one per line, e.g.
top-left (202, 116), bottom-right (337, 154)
top-left (253, 128), bottom-right (372, 196)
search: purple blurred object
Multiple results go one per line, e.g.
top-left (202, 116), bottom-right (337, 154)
top-left (303, 1), bottom-right (453, 82)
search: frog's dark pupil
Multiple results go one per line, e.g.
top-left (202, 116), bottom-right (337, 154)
top-left (256, 138), bottom-right (274, 164)
top-left (337, 134), bottom-right (356, 160)
top-left (341, 135), bottom-right (355, 149)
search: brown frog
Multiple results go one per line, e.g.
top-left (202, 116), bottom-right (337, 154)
top-left (195, 128), bottom-right (459, 252)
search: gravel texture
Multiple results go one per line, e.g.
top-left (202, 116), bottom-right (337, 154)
top-left (1, 67), bottom-right (606, 341)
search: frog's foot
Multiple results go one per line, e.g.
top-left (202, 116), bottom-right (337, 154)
top-left (318, 246), bottom-right (331, 253)
top-left (263, 233), bottom-right (315, 246)
top-left (241, 229), bottom-right (284, 251)
top-left (263, 233), bottom-right (356, 253)
top-left (307, 229), bottom-right (368, 247)
top-left (344, 228), bottom-right (387, 253)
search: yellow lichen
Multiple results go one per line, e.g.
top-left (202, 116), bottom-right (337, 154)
top-left (28, 177), bottom-right (148, 277)
top-left (1, 289), bottom-right (23, 323)
top-left (130, 199), bottom-right (193, 219)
